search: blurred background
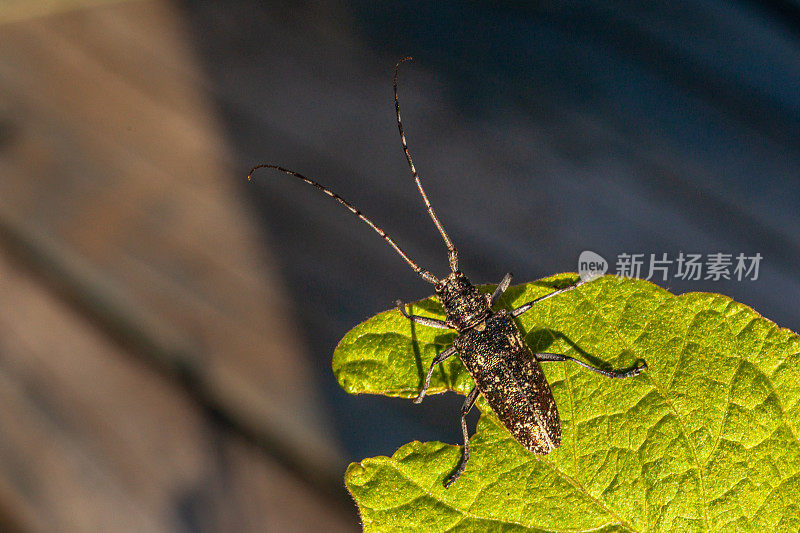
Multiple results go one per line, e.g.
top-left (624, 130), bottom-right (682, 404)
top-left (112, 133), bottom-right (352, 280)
top-left (0, 0), bottom-right (798, 531)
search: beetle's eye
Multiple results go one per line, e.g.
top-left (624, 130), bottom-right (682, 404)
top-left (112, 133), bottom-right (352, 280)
top-left (435, 282), bottom-right (443, 291)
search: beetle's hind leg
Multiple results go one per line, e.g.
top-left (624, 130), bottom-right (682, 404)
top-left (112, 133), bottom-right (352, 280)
top-left (444, 386), bottom-right (480, 488)
top-left (534, 352), bottom-right (647, 378)
top-left (414, 345), bottom-right (457, 403)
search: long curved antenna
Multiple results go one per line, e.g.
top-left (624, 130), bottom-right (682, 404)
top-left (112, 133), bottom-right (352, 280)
top-left (394, 57), bottom-right (459, 273)
top-left (248, 164), bottom-right (439, 284)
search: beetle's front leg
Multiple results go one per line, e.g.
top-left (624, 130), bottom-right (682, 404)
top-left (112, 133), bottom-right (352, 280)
top-left (396, 300), bottom-right (450, 329)
top-left (490, 272), bottom-right (513, 307)
top-left (414, 345), bottom-right (457, 403)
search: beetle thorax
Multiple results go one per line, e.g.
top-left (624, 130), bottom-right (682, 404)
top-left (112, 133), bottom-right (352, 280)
top-left (435, 271), bottom-right (491, 331)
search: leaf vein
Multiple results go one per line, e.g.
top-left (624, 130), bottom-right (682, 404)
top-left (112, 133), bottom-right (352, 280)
top-left (577, 283), bottom-right (710, 531)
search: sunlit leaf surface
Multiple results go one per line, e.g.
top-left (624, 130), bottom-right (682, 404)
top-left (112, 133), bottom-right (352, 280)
top-left (334, 275), bottom-right (800, 532)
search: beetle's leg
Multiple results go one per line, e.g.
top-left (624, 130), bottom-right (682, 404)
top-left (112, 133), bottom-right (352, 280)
top-left (414, 345), bottom-right (457, 404)
top-left (490, 272), bottom-right (513, 307)
top-left (534, 352), bottom-right (647, 378)
top-left (396, 300), bottom-right (450, 329)
top-left (445, 386), bottom-right (480, 488)
top-left (511, 278), bottom-right (589, 318)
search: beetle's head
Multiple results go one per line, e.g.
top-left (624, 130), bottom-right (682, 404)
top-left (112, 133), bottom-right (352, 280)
top-left (435, 270), bottom-right (490, 331)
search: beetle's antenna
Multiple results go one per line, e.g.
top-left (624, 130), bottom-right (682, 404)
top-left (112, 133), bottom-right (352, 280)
top-left (394, 57), bottom-right (459, 273)
top-left (248, 164), bottom-right (439, 284)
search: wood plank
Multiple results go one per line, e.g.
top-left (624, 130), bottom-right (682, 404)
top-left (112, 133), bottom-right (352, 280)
top-left (0, 249), bottom-right (356, 531)
top-left (0, 0), bottom-right (345, 496)
top-left (0, 0), bottom-right (133, 25)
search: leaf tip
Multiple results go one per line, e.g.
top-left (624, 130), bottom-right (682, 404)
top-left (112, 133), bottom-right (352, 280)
top-left (344, 461), bottom-right (368, 486)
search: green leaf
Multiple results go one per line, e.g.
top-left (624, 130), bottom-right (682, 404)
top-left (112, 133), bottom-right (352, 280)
top-left (333, 274), bottom-right (800, 532)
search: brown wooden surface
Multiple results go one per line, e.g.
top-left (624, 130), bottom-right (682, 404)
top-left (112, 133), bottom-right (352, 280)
top-left (0, 1), bottom-right (354, 530)
top-left (0, 249), bottom-right (354, 532)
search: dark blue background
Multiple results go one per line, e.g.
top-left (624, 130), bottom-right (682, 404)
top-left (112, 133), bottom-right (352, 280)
top-left (178, 0), bottom-right (800, 466)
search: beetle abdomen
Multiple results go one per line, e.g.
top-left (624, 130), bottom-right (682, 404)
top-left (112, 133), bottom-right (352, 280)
top-left (454, 310), bottom-right (561, 453)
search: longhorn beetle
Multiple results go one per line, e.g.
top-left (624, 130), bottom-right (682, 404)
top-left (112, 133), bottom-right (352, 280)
top-left (249, 57), bottom-right (647, 488)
